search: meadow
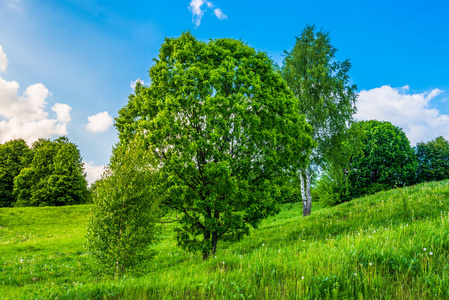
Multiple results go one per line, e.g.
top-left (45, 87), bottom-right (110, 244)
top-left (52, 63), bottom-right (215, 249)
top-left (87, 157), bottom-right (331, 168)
top-left (1, 180), bottom-right (449, 299)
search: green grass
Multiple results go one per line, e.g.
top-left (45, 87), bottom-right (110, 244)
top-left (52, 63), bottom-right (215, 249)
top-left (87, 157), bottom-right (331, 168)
top-left (1, 181), bottom-right (449, 299)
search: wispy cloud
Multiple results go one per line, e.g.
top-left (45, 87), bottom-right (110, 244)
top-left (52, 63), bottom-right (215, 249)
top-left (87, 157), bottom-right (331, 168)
top-left (213, 8), bottom-right (227, 20)
top-left (0, 46), bottom-right (71, 144)
top-left (6, 0), bottom-right (21, 11)
top-left (0, 46), bottom-right (8, 73)
top-left (189, 0), bottom-right (227, 27)
top-left (86, 111), bottom-right (113, 133)
top-left (356, 85), bottom-right (448, 145)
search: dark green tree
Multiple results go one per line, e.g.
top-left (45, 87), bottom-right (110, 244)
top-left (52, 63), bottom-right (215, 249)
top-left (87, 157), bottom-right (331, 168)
top-left (415, 136), bottom-right (449, 183)
top-left (281, 25), bottom-right (357, 216)
top-left (115, 32), bottom-right (314, 260)
top-left (13, 137), bottom-right (89, 206)
top-left (0, 139), bottom-right (31, 207)
top-left (347, 120), bottom-right (417, 199)
top-left (86, 141), bottom-right (160, 278)
top-left (47, 140), bottom-right (90, 206)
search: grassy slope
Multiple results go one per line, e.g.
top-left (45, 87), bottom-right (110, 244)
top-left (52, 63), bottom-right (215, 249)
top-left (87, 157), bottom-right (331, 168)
top-left (1, 180), bottom-right (449, 299)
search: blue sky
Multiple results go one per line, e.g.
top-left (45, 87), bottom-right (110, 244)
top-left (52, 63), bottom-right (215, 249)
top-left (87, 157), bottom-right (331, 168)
top-left (1, 0), bottom-right (448, 183)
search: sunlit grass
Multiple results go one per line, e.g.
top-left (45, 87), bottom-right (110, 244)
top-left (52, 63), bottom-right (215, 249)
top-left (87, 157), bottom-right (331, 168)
top-left (1, 180), bottom-right (449, 299)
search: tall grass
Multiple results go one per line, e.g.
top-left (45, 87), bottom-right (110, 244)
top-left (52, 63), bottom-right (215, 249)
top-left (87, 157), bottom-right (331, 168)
top-left (1, 180), bottom-right (448, 299)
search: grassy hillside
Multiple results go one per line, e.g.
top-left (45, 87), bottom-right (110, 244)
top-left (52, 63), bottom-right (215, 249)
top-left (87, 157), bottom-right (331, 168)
top-left (1, 180), bottom-right (449, 299)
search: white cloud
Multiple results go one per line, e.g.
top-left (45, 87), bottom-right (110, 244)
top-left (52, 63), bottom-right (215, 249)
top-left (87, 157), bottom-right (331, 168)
top-left (5, 0), bottom-right (20, 10)
top-left (130, 78), bottom-right (145, 89)
top-left (52, 103), bottom-right (71, 123)
top-left (356, 85), bottom-right (448, 145)
top-left (0, 46), bottom-right (8, 72)
top-left (86, 111), bottom-right (113, 133)
top-left (189, 0), bottom-right (227, 27)
top-left (0, 47), bottom-right (71, 144)
top-left (83, 161), bottom-right (105, 184)
top-left (213, 8), bottom-right (227, 20)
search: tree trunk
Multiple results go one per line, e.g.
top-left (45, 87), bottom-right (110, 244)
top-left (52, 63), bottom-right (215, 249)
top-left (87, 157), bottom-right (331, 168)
top-left (202, 230), bottom-right (211, 261)
top-left (202, 210), bottom-right (220, 260)
top-left (305, 168), bottom-right (312, 216)
top-left (300, 168), bottom-right (312, 217)
top-left (211, 230), bottom-right (218, 256)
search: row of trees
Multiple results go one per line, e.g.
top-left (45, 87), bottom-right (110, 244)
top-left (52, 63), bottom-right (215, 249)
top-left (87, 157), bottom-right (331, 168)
top-left (86, 26), bottom-right (449, 277)
top-left (315, 121), bottom-right (449, 206)
top-left (87, 26), bottom-right (358, 277)
top-left (0, 137), bottom-right (89, 207)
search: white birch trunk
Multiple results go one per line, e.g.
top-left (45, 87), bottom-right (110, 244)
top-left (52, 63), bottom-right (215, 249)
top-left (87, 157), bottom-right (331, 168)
top-left (300, 168), bottom-right (313, 216)
top-left (305, 168), bottom-right (312, 216)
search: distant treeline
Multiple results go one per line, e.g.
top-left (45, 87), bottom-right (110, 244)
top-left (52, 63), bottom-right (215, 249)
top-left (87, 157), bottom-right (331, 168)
top-left (314, 120), bottom-right (449, 206)
top-left (0, 136), bottom-right (89, 207)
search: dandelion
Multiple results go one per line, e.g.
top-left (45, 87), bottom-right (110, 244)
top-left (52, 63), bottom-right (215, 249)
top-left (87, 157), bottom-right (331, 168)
top-left (278, 250), bottom-right (281, 252)
top-left (354, 273), bottom-right (357, 276)
top-left (429, 252), bottom-right (433, 256)
top-left (369, 263), bottom-right (372, 266)
top-left (423, 248), bottom-right (427, 251)
top-left (301, 276), bottom-right (304, 280)
top-left (222, 261), bottom-right (225, 264)
top-left (262, 243), bottom-right (265, 246)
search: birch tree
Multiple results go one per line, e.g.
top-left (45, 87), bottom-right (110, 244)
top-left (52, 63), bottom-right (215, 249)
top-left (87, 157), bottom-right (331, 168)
top-left (86, 140), bottom-right (160, 278)
top-left (282, 25), bottom-right (357, 216)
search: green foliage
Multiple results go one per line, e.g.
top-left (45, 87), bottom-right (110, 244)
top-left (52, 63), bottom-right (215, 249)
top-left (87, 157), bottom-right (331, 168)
top-left (347, 120), bottom-right (418, 199)
top-left (13, 136), bottom-right (89, 207)
top-left (0, 139), bottom-right (31, 207)
top-left (416, 136), bottom-right (449, 183)
top-left (85, 141), bottom-right (160, 279)
top-left (281, 24), bottom-right (357, 215)
top-left (282, 25), bottom-right (357, 166)
top-left (115, 32), bottom-right (314, 259)
top-left (315, 167), bottom-right (349, 206)
top-left (316, 124), bottom-right (364, 206)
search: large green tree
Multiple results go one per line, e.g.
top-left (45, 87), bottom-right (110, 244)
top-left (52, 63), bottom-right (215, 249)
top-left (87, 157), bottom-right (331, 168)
top-left (282, 25), bottom-right (358, 216)
top-left (0, 139), bottom-right (32, 207)
top-left (347, 120), bottom-right (417, 198)
top-left (415, 136), bottom-right (449, 183)
top-left (115, 32), bottom-right (314, 260)
top-left (13, 137), bottom-right (89, 206)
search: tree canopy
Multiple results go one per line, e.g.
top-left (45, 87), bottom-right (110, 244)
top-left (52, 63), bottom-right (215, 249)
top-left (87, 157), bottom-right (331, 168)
top-left (86, 140), bottom-right (160, 278)
top-left (0, 139), bottom-right (32, 207)
top-left (347, 120), bottom-right (417, 199)
top-left (12, 137), bottom-right (89, 207)
top-left (415, 136), bottom-right (449, 183)
top-left (281, 25), bottom-right (357, 216)
top-left (115, 32), bottom-right (314, 259)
